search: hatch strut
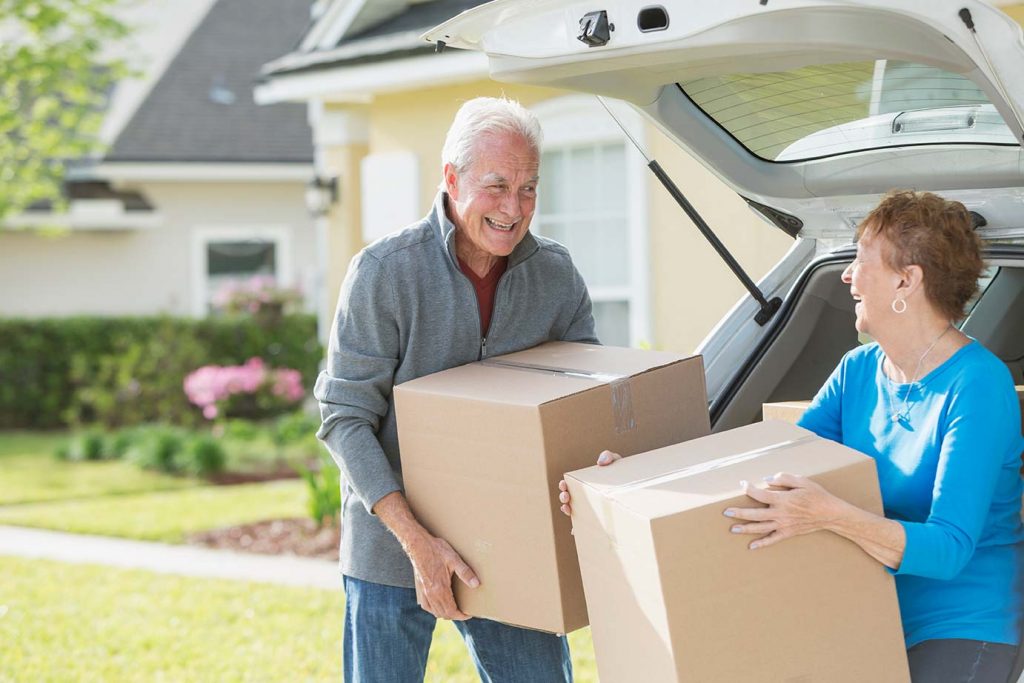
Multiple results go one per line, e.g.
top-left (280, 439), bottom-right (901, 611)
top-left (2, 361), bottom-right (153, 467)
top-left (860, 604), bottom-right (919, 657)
top-left (596, 97), bottom-right (782, 326)
top-left (958, 8), bottom-right (1024, 145)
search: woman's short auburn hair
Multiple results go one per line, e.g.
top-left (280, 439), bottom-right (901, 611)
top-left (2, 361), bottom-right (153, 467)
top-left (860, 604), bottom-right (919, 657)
top-left (857, 190), bottom-right (983, 321)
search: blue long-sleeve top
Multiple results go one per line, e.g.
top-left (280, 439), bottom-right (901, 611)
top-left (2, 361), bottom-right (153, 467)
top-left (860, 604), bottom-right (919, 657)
top-left (798, 340), bottom-right (1023, 647)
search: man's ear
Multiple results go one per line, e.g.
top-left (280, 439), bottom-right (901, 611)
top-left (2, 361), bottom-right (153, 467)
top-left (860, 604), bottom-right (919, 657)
top-left (443, 163), bottom-right (459, 200)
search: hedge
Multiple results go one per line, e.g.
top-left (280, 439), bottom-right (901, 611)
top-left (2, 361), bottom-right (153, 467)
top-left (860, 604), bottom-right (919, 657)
top-left (0, 315), bottom-right (321, 429)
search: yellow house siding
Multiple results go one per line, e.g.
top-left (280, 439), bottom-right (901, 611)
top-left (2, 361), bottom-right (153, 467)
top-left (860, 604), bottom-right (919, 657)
top-left (369, 81), bottom-right (563, 213)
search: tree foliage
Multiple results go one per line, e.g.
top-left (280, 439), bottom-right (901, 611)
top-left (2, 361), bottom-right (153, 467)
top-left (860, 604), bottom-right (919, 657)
top-left (0, 0), bottom-right (130, 220)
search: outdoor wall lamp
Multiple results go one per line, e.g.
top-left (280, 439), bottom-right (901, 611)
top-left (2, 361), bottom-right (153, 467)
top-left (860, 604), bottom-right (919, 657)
top-left (305, 175), bottom-right (338, 217)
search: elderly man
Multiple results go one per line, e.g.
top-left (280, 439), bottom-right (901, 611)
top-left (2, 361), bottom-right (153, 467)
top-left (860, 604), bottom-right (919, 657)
top-left (314, 96), bottom-right (597, 682)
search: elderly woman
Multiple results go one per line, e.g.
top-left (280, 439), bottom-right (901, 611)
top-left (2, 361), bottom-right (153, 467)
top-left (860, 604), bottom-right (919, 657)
top-left (559, 191), bottom-right (1023, 682)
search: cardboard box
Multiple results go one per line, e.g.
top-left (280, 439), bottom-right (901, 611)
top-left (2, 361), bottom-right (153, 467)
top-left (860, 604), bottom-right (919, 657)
top-left (395, 342), bottom-right (711, 633)
top-left (762, 400), bottom-right (811, 424)
top-left (1017, 386), bottom-right (1024, 430)
top-left (565, 420), bottom-right (909, 682)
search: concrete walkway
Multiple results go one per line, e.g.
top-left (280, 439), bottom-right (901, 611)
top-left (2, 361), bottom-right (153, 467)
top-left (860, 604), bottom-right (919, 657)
top-left (0, 525), bottom-right (341, 590)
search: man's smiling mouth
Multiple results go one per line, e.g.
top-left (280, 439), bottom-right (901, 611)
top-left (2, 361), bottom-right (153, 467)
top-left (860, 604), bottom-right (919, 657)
top-left (485, 217), bottom-right (516, 232)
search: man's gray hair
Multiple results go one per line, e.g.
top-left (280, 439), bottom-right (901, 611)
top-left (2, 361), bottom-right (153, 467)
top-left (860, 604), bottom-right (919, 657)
top-left (441, 96), bottom-right (543, 178)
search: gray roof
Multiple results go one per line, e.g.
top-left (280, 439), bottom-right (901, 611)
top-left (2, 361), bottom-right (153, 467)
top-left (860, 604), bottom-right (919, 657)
top-left (261, 0), bottom-right (488, 79)
top-left (108, 0), bottom-right (315, 163)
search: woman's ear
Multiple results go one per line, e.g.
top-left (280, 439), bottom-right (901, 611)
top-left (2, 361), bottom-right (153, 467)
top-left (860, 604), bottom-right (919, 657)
top-left (897, 264), bottom-right (925, 299)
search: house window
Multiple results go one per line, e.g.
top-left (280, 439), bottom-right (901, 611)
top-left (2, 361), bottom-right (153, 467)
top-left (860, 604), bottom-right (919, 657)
top-left (533, 96), bottom-right (649, 347)
top-left (539, 143), bottom-right (631, 346)
top-left (206, 240), bottom-right (277, 311)
top-left (192, 227), bottom-right (291, 316)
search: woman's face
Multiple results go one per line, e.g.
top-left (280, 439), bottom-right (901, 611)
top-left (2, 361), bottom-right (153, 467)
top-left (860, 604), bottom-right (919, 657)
top-left (841, 232), bottom-right (904, 337)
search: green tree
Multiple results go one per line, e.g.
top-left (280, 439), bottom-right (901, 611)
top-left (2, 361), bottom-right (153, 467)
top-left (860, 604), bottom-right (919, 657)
top-left (0, 0), bottom-right (130, 221)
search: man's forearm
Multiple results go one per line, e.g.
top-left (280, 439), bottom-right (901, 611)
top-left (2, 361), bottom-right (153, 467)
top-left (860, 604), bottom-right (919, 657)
top-left (373, 491), bottom-right (432, 557)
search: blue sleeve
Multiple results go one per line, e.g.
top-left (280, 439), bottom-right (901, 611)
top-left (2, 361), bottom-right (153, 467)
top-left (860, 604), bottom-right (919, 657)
top-left (893, 377), bottom-right (1018, 580)
top-left (797, 355), bottom-right (845, 443)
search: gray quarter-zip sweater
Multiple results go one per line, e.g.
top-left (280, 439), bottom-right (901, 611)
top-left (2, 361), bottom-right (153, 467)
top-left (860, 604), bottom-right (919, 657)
top-left (314, 191), bottom-right (598, 588)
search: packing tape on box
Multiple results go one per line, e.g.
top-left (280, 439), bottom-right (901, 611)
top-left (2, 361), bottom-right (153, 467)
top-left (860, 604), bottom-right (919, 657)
top-left (481, 359), bottom-right (636, 433)
top-left (608, 434), bottom-right (819, 494)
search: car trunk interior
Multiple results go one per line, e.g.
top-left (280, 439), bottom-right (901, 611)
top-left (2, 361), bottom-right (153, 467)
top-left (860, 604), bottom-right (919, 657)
top-left (714, 251), bottom-right (1024, 431)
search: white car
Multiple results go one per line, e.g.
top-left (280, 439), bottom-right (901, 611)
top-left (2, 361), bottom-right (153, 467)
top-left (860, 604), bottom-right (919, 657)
top-left (425, 0), bottom-right (1024, 433)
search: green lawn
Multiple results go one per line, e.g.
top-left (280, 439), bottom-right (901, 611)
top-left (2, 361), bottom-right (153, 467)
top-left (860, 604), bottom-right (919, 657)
top-left (0, 431), bottom-right (199, 506)
top-left (0, 556), bottom-right (598, 682)
top-left (0, 430), bottom-right (309, 542)
top-left (0, 480), bottom-right (307, 543)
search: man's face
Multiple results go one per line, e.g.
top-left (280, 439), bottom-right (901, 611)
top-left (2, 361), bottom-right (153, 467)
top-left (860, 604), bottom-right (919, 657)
top-left (445, 132), bottom-right (540, 260)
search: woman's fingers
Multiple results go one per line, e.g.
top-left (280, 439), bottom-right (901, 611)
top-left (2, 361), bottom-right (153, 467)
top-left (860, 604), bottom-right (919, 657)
top-left (723, 505), bottom-right (773, 522)
top-left (729, 521), bottom-right (777, 536)
top-left (597, 450), bottom-right (622, 466)
top-left (765, 472), bottom-right (806, 489)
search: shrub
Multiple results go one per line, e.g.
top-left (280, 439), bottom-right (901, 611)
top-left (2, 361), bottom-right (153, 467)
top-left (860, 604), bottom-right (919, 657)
top-left (298, 453), bottom-right (341, 528)
top-left (182, 436), bottom-right (227, 478)
top-left (0, 314), bottom-right (320, 429)
top-left (126, 426), bottom-right (186, 474)
top-left (222, 418), bottom-right (262, 442)
top-left (212, 275), bottom-right (303, 319)
top-left (184, 357), bottom-right (305, 421)
top-left (273, 410), bottom-right (321, 448)
top-left (59, 430), bottom-right (108, 462)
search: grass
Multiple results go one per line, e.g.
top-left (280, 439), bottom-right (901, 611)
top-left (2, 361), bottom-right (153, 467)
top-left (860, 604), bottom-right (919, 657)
top-left (0, 431), bottom-right (199, 506)
top-left (0, 480), bottom-right (307, 543)
top-left (0, 556), bottom-right (598, 682)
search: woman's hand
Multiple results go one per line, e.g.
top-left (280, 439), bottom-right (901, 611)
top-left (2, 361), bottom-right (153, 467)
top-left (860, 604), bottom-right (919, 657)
top-left (557, 450), bottom-right (622, 517)
top-left (723, 473), bottom-right (844, 549)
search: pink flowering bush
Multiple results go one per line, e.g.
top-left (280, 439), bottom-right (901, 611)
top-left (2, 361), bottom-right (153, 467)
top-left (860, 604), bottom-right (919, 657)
top-left (183, 357), bottom-right (306, 420)
top-left (212, 275), bottom-right (303, 317)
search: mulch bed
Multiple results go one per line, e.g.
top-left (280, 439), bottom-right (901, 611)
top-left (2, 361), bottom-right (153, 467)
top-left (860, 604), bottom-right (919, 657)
top-left (208, 465), bottom-right (301, 486)
top-left (187, 518), bottom-right (340, 561)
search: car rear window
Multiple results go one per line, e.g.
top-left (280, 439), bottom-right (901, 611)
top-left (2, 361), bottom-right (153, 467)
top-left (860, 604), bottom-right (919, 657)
top-left (679, 60), bottom-right (1018, 162)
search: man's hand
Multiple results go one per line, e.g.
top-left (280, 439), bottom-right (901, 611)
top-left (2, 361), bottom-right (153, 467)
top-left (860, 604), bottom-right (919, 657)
top-left (373, 491), bottom-right (479, 620)
top-left (407, 533), bottom-right (479, 620)
top-left (558, 449), bottom-right (622, 516)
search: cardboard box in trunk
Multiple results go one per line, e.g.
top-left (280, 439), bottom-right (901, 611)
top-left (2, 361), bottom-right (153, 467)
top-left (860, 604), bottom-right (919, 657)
top-left (394, 341), bottom-right (711, 634)
top-left (762, 400), bottom-right (812, 424)
top-left (565, 419), bottom-right (909, 682)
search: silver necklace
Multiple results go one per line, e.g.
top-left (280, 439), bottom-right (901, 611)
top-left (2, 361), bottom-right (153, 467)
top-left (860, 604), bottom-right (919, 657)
top-left (884, 324), bottom-right (954, 424)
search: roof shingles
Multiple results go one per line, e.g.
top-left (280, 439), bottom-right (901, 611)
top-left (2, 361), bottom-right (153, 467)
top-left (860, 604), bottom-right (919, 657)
top-left (108, 0), bottom-right (315, 163)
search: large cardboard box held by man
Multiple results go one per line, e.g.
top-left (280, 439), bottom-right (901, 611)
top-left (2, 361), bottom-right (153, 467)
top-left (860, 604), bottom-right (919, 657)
top-left (394, 342), bottom-right (711, 633)
top-left (565, 420), bottom-right (910, 682)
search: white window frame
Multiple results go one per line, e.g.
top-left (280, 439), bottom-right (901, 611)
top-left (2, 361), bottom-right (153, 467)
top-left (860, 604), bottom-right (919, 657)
top-left (532, 95), bottom-right (651, 346)
top-left (190, 225), bottom-right (293, 317)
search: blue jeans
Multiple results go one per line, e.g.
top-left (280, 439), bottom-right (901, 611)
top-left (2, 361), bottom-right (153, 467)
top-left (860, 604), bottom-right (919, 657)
top-left (342, 576), bottom-right (573, 683)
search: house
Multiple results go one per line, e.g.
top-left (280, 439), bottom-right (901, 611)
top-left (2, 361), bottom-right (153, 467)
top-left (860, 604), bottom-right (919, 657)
top-left (0, 0), bottom-right (319, 320)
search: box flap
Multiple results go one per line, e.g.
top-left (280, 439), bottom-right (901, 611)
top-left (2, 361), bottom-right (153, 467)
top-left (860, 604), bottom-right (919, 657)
top-left (395, 342), bottom-right (696, 407)
top-left (567, 420), bottom-right (871, 519)
top-left (498, 341), bottom-right (692, 377)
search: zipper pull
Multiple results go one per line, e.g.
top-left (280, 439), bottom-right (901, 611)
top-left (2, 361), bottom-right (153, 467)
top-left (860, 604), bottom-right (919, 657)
top-left (480, 336), bottom-right (487, 359)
